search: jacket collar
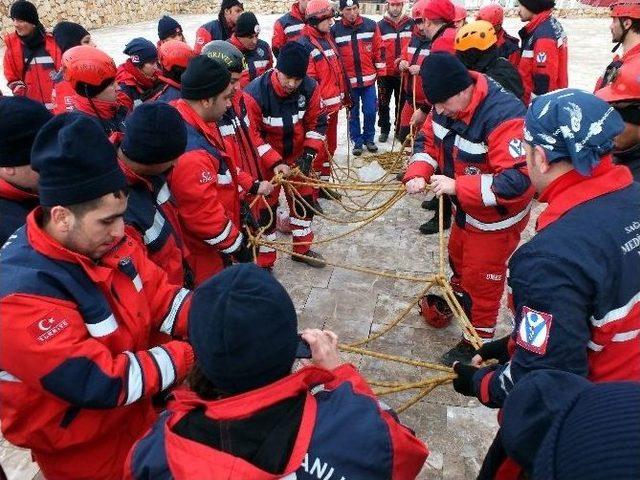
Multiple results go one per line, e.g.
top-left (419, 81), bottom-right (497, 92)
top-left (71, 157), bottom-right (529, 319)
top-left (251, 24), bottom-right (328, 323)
top-left (382, 13), bottom-right (410, 27)
top-left (117, 60), bottom-right (156, 91)
top-left (290, 2), bottom-right (305, 21)
top-left (621, 41), bottom-right (640, 61)
top-left (303, 24), bottom-right (329, 41)
top-left (523, 9), bottom-right (553, 35)
top-left (341, 15), bottom-right (364, 28)
top-left (174, 99), bottom-right (226, 151)
top-left (158, 74), bottom-right (181, 90)
top-left (536, 155), bottom-right (633, 231)
top-left (456, 71), bottom-right (489, 125)
top-left (269, 69), bottom-right (295, 99)
top-left (72, 94), bottom-right (119, 120)
top-left (229, 34), bottom-right (249, 53)
top-left (0, 178), bottom-right (38, 202)
top-left (118, 157), bottom-right (154, 191)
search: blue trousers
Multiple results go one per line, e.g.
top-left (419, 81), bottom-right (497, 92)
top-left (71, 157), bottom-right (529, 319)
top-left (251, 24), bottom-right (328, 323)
top-left (348, 84), bottom-right (377, 146)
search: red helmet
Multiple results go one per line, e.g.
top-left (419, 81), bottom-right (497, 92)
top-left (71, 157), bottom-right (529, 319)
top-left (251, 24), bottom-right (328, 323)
top-left (596, 56), bottom-right (640, 103)
top-left (387, 0), bottom-right (405, 5)
top-left (62, 46), bottom-right (116, 90)
top-left (476, 3), bottom-right (504, 26)
top-left (306, 0), bottom-right (334, 20)
top-left (411, 0), bottom-right (428, 20)
top-left (418, 294), bottom-right (453, 329)
top-left (158, 40), bottom-right (195, 71)
top-left (454, 4), bottom-right (467, 22)
top-left (611, 1), bottom-right (640, 19)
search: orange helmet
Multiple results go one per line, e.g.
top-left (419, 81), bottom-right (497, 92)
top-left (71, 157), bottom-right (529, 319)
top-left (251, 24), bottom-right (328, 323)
top-left (476, 3), bottom-right (504, 26)
top-left (596, 56), bottom-right (640, 103)
top-left (62, 45), bottom-right (116, 96)
top-left (454, 4), bottom-right (467, 22)
top-left (611, 1), bottom-right (640, 19)
top-left (419, 294), bottom-right (453, 329)
top-left (158, 39), bottom-right (195, 72)
top-left (306, 0), bottom-right (334, 22)
top-left (455, 20), bottom-right (497, 52)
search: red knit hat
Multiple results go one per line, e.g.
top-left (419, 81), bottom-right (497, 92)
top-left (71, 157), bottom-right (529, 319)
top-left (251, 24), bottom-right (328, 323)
top-left (422, 0), bottom-right (455, 22)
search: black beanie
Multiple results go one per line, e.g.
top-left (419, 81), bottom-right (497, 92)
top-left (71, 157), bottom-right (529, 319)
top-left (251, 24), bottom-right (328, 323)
top-left (519, 0), bottom-right (555, 14)
top-left (181, 55), bottom-right (231, 100)
top-left (0, 97), bottom-right (52, 167)
top-left (53, 21), bottom-right (89, 53)
top-left (339, 0), bottom-right (359, 9)
top-left (220, 0), bottom-right (243, 13)
top-left (158, 15), bottom-right (182, 41)
top-left (31, 113), bottom-right (127, 206)
top-left (276, 41), bottom-right (310, 79)
top-left (121, 102), bottom-right (187, 165)
top-left (235, 12), bottom-right (260, 37)
top-left (9, 0), bottom-right (38, 25)
top-left (421, 52), bottom-right (473, 104)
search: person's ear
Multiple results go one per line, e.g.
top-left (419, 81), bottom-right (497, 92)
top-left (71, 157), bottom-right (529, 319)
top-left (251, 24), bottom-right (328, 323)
top-left (0, 167), bottom-right (16, 177)
top-left (533, 145), bottom-right (551, 175)
top-left (51, 206), bottom-right (73, 232)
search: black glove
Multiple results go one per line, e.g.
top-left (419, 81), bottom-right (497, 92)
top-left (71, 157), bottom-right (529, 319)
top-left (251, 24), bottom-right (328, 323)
top-left (295, 148), bottom-right (316, 176)
top-left (232, 237), bottom-right (254, 263)
top-left (475, 335), bottom-right (511, 365)
top-left (452, 362), bottom-right (479, 397)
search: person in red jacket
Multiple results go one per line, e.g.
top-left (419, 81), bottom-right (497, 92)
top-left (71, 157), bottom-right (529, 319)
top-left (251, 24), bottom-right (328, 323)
top-left (150, 40), bottom-right (195, 103)
top-left (404, 53), bottom-right (534, 365)
top-left (453, 3), bottom-right (467, 30)
top-left (517, 0), bottom-right (568, 104)
top-left (51, 21), bottom-right (94, 115)
top-left (117, 37), bottom-right (159, 111)
top-left (244, 41), bottom-right (329, 269)
top-left (62, 45), bottom-right (128, 135)
top-left (299, 0), bottom-right (349, 191)
top-left (157, 15), bottom-right (185, 45)
top-left (169, 56), bottom-right (273, 285)
top-left (3, 1), bottom-right (61, 109)
top-left (332, 0), bottom-right (386, 155)
top-left (476, 3), bottom-right (521, 67)
top-left (272, 0), bottom-right (309, 57)
top-left (126, 263), bottom-right (429, 480)
top-left (377, 0), bottom-right (413, 143)
top-left (228, 12), bottom-right (274, 89)
top-left (194, 0), bottom-right (244, 53)
top-left (0, 113), bottom-right (194, 480)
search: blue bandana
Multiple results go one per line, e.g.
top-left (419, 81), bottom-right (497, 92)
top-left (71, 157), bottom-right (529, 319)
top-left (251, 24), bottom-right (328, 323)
top-left (524, 89), bottom-right (625, 176)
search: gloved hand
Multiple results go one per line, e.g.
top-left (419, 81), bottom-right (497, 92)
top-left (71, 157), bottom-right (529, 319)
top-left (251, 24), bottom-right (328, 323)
top-left (232, 236), bottom-right (254, 263)
top-left (241, 201), bottom-right (260, 230)
top-left (295, 148), bottom-right (316, 176)
top-left (473, 335), bottom-right (511, 366)
top-left (452, 362), bottom-right (479, 397)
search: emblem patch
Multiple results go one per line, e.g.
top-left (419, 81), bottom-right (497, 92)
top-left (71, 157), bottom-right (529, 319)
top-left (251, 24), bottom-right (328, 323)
top-left (516, 306), bottom-right (553, 355)
top-left (536, 52), bottom-right (547, 64)
top-left (298, 95), bottom-right (306, 109)
top-left (28, 312), bottom-right (70, 344)
top-left (464, 165), bottom-right (481, 175)
top-left (508, 138), bottom-right (523, 158)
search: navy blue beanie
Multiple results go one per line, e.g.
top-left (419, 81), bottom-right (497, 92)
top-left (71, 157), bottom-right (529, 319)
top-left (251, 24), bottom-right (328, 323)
top-left (53, 21), bottom-right (89, 53)
top-left (31, 113), bottom-right (127, 206)
top-left (121, 102), bottom-right (187, 165)
top-left (9, 1), bottom-right (38, 25)
top-left (124, 37), bottom-right (158, 65)
top-left (158, 15), bottom-right (182, 41)
top-left (276, 41), bottom-right (310, 79)
top-left (188, 263), bottom-right (299, 394)
top-left (421, 52), bottom-right (473, 104)
top-left (0, 96), bottom-right (52, 167)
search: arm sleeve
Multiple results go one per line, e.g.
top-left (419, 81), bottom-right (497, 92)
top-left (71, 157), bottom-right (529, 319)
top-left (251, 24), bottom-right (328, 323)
top-left (374, 26), bottom-right (386, 76)
top-left (531, 37), bottom-right (559, 96)
top-left (3, 42), bottom-right (25, 94)
top-left (271, 21), bottom-right (285, 58)
top-left (403, 112), bottom-right (438, 182)
top-left (456, 118), bottom-right (533, 211)
top-left (244, 93), bottom-right (284, 171)
top-left (472, 253), bottom-right (593, 408)
top-left (0, 294), bottom-right (194, 409)
top-left (302, 87), bottom-right (328, 154)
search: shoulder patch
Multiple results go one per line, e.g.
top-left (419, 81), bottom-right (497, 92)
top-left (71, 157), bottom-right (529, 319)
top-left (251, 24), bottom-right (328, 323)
top-left (516, 306), bottom-right (552, 355)
top-left (536, 51), bottom-right (547, 64)
top-left (28, 310), bottom-right (70, 344)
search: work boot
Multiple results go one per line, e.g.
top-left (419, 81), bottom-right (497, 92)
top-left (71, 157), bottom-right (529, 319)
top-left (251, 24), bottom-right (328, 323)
top-left (421, 196), bottom-right (438, 211)
top-left (419, 213), bottom-right (451, 234)
top-left (441, 340), bottom-right (476, 366)
top-left (379, 132), bottom-right (389, 143)
top-left (292, 249), bottom-right (327, 268)
top-left (319, 187), bottom-right (342, 201)
top-left (365, 141), bottom-right (378, 153)
top-left (353, 145), bottom-right (363, 156)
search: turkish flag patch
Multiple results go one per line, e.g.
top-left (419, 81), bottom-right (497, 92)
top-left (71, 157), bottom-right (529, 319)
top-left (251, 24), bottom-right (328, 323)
top-left (28, 313), bottom-right (70, 344)
top-left (516, 306), bottom-right (553, 355)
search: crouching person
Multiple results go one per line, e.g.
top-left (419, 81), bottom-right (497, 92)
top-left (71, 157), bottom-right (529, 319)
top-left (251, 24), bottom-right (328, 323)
top-left (126, 263), bottom-right (429, 479)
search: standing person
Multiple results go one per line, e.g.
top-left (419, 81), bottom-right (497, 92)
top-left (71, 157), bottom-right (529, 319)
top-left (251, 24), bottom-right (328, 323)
top-left (126, 264), bottom-right (429, 480)
top-left (229, 12), bottom-right (273, 89)
top-left (404, 53), bottom-right (534, 364)
top-left (117, 38), bottom-right (159, 110)
top-left (157, 15), bottom-right (185, 45)
top-left (0, 113), bottom-right (194, 480)
top-left (476, 3), bottom-right (521, 66)
top-left (62, 45), bottom-right (128, 136)
top-left (272, 0), bottom-right (309, 57)
top-left (377, 0), bottom-right (413, 143)
top-left (452, 89), bottom-right (639, 478)
top-left (169, 56), bottom-right (272, 285)
top-left (151, 40), bottom-right (195, 103)
top-left (244, 41), bottom-right (329, 269)
top-left (517, 0), bottom-right (568, 104)
top-left (114, 102), bottom-right (192, 287)
top-left (3, 0), bottom-right (61, 108)
top-left (453, 3), bottom-right (467, 30)
top-left (0, 97), bottom-right (51, 246)
top-left (51, 21), bottom-right (94, 114)
top-left (299, 0), bottom-right (349, 190)
top-left (332, 0), bottom-right (386, 155)
top-left (194, 0), bottom-right (244, 53)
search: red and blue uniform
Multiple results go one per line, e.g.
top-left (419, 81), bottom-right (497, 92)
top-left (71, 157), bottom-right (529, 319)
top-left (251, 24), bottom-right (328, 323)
top-left (271, 2), bottom-right (306, 57)
top-left (518, 10), bottom-right (568, 104)
top-left (194, 19), bottom-right (232, 54)
top-left (398, 29), bottom-right (431, 136)
top-left (404, 72), bottom-right (534, 341)
top-left (116, 61), bottom-right (157, 111)
top-left (150, 75), bottom-right (182, 103)
top-left (229, 34), bottom-right (274, 89)
top-left (0, 178), bottom-right (38, 247)
top-left (125, 364), bottom-right (428, 479)
top-left (70, 93), bottom-right (128, 135)
top-left (51, 69), bottom-right (76, 114)
top-left (496, 29), bottom-right (520, 67)
top-left (0, 209), bottom-right (193, 480)
top-left (594, 42), bottom-right (640, 92)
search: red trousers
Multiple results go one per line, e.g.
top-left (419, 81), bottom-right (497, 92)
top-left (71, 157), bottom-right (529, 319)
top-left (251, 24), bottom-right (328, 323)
top-left (448, 223), bottom-right (523, 341)
top-left (314, 109), bottom-right (339, 181)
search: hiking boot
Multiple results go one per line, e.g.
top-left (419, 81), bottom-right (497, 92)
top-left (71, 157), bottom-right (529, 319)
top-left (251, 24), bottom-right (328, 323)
top-left (353, 145), bottom-right (363, 156)
top-left (365, 141), bottom-right (378, 153)
top-left (441, 340), bottom-right (477, 367)
top-left (421, 196), bottom-right (438, 211)
top-left (292, 249), bottom-right (327, 268)
top-left (419, 213), bottom-right (451, 235)
top-left (379, 132), bottom-right (389, 143)
top-left (319, 187), bottom-right (342, 201)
